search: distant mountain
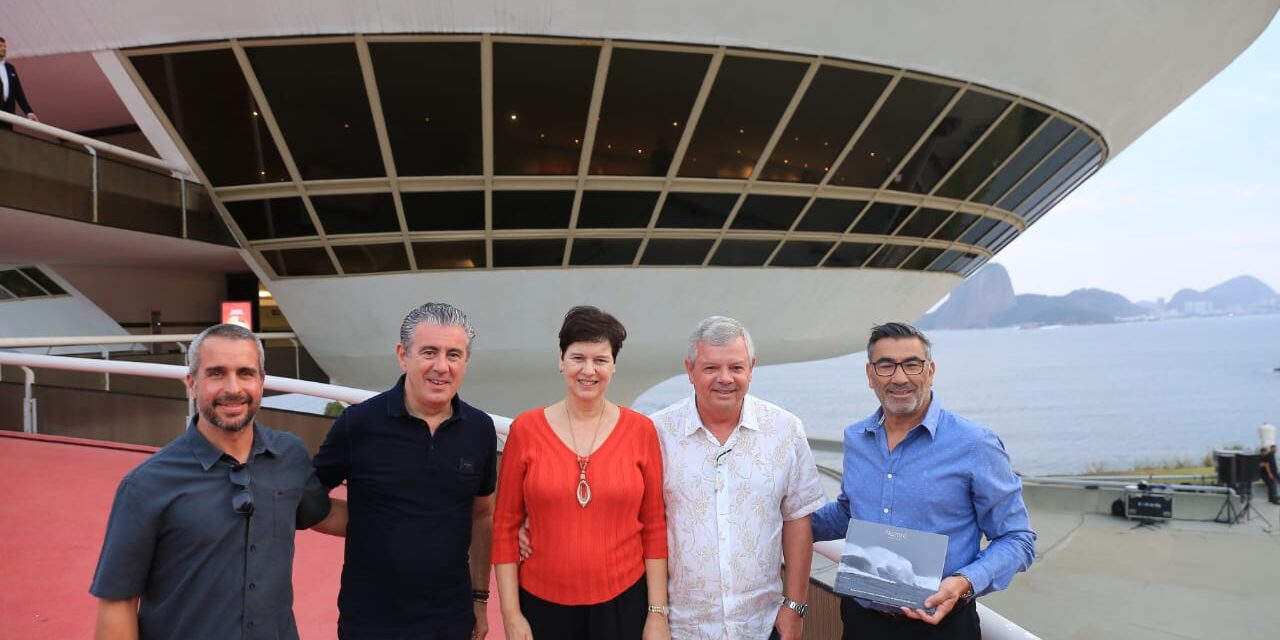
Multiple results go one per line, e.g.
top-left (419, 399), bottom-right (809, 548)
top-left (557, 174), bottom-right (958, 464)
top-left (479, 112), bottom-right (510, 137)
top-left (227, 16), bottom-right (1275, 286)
top-left (917, 263), bottom-right (1015, 330)
top-left (1167, 275), bottom-right (1278, 314)
top-left (921, 264), bottom-right (1144, 329)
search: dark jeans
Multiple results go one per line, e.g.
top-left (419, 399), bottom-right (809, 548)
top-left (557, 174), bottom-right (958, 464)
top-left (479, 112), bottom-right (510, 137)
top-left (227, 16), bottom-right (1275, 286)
top-left (519, 576), bottom-right (648, 640)
top-left (840, 598), bottom-right (980, 640)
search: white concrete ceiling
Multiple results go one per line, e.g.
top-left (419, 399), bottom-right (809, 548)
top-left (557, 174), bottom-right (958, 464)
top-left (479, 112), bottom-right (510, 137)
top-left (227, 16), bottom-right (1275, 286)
top-left (1, 0), bottom-right (1276, 155)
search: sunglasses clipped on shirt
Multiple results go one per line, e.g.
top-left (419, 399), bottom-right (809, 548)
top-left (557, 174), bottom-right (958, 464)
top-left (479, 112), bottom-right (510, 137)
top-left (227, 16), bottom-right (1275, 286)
top-left (229, 463), bottom-right (254, 516)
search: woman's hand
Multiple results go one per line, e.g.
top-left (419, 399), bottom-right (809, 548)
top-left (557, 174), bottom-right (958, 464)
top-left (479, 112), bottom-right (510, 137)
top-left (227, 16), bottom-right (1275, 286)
top-left (501, 612), bottom-right (534, 640)
top-left (642, 611), bottom-right (671, 640)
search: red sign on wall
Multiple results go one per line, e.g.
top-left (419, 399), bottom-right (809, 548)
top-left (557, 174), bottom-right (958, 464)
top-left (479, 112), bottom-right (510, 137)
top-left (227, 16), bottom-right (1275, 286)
top-left (221, 301), bottom-right (253, 329)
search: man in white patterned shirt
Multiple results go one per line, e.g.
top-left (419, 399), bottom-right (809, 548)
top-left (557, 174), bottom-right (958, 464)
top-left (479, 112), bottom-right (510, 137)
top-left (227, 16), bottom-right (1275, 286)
top-left (650, 316), bottom-right (826, 640)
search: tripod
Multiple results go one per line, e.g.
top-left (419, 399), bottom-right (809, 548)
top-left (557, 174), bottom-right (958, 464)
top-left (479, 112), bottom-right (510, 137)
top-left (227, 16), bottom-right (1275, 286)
top-left (1215, 482), bottom-right (1272, 527)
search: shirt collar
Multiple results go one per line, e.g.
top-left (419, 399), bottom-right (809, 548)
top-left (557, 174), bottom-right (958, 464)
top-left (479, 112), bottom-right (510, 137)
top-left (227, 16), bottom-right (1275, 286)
top-left (386, 374), bottom-right (464, 422)
top-left (680, 392), bottom-right (761, 437)
top-left (864, 393), bottom-right (942, 438)
top-left (185, 416), bottom-right (275, 471)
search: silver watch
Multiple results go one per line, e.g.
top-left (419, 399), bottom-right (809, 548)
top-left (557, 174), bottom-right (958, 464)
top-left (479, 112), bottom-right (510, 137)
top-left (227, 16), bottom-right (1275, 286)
top-left (781, 597), bottom-right (808, 618)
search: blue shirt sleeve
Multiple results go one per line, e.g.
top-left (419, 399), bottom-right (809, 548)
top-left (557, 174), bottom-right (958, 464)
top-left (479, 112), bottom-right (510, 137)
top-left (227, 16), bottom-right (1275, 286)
top-left (89, 475), bottom-right (158, 600)
top-left (956, 430), bottom-right (1036, 596)
top-left (811, 490), bottom-right (851, 542)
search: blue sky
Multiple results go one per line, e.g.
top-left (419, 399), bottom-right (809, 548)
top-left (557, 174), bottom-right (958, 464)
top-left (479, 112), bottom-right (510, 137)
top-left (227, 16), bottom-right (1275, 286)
top-left (996, 14), bottom-right (1279, 303)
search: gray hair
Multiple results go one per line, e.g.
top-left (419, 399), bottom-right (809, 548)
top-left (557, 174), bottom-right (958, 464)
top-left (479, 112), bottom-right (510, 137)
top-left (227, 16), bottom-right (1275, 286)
top-left (400, 302), bottom-right (476, 352)
top-left (187, 323), bottom-right (266, 377)
top-left (867, 322), bottom-right (932, 360)
top-left (687, 315), bottom-right (755, 362)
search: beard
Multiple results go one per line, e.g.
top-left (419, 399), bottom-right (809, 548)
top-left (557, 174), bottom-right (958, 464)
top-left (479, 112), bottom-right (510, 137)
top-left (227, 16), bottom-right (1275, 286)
top-left (198, 392), bottom-right (257, 433)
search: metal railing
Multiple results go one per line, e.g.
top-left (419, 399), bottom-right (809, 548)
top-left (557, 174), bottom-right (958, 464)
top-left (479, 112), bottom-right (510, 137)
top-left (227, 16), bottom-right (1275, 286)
top-left (0, 111), bottom-right (189, 177)
top-left (0, 333), bottom-right (307, 394)
top-left (1, 339), bottom-right (1031, 639)
top-left (0, 112), bottom-right (233, 246)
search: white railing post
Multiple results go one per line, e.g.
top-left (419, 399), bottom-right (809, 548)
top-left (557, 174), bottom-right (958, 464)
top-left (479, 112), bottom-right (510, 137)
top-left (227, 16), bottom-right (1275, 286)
top-left (100, 347), bottom-right (111, 392)
top-left (84, 144), bottom-right (100, 223)
top-left (21, 366), bottom-right (37, 434)
top-left (289, 338), bottom-right (301, 379)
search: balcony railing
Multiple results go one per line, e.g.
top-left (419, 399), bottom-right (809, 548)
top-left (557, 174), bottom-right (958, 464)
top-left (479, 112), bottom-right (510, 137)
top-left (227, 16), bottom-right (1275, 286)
top-left (0, 111), bottom-right (234, 246)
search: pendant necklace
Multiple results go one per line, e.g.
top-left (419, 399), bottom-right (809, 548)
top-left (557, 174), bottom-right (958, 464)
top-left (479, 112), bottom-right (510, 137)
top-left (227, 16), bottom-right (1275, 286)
top-left (565, 403), bottom-right (605, 508)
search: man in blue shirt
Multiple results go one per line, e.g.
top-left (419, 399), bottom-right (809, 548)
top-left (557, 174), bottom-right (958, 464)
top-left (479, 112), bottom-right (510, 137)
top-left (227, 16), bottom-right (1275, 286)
top-left (811, 322), bottom-right (1035, 639)
top-left (90, 323), bottom-right (339, 639)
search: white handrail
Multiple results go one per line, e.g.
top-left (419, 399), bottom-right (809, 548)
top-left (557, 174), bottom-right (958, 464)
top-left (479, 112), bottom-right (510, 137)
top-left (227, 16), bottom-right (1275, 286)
top-left (0, 351), bottom-right (512, 435)
top-left (0, 110), bottom-right (190, 177)
top-left (0, 351), bottom-right (375, 405)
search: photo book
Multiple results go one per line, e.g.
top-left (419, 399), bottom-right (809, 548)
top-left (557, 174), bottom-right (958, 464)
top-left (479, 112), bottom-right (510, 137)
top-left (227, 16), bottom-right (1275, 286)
top-left (832, 518), bottom-right (949, 613)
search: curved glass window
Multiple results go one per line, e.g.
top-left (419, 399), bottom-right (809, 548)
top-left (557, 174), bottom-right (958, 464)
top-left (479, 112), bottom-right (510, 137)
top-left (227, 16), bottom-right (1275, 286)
top-left (796, 199), bottom-right (865, 233)
top-left (492, 191), bottom-right (574, 229)
top-left (312, 194), bottom-right (400, 235)
top-left (247, 44), bottom-right (385, 180)
top-left (771, 241), bottom-right (834, 267)
top-left (830, 78), bottom-right (957, 188)
top-left (225, 198), bottom-right (316, 240)
top-left (591, 49), bottom-right (710, 177)
top-left (709, 240), bottom-right (780, 266)
top-left (493, 43), bottom-right (600, 175)
top-left (570, 239), bottom-right (643, 265)
top-left (132, 50), bottom-right (289, 186)
top-left (657, 193), bottom-right (737, 229)
top-left (333, 243), bottom-right (411, 274)
top-left (403, 191), bottom-right (485, 231)
top-left (640, 239), bottom-right (715, 265)
top-left (413, 240), bottom-right (485, 270)
top-left (577, 191), bottom-right (659, 229)
top-left (759, 66), bottom-right (891, 183)
top-left (678, 56), bottom-right (808, 179)
top-left (895, 90), bottom-right (1008, 194)
top-left (731, 195), bottom-right (807, 231)
top-left (127, 36), bottom-right (1105, 278)
top-left (371, 42), bottom-right (483, 176)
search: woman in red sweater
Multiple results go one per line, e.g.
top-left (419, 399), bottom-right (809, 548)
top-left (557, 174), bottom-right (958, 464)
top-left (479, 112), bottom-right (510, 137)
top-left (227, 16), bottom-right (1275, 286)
top-left (493, 306), bottom-right (670, 640)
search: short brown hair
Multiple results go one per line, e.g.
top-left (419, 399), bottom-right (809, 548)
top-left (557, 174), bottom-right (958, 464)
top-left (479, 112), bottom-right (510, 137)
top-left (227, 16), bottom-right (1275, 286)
top-left (558, 305), bottom-right (627, 360)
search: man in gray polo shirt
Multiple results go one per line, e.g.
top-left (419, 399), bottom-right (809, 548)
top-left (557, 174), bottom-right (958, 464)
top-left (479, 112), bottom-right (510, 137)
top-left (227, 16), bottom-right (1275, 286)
top-left (90, 324), bottom-right (339, 639)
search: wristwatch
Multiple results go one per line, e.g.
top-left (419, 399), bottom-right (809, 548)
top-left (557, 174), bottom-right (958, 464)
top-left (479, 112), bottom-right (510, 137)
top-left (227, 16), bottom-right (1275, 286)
top-left (647, 604), bottom-right (670, 616)
top-left (950, 572), bottom-right (974, 604)
top-left (781, 597), bottom-right (808, 618)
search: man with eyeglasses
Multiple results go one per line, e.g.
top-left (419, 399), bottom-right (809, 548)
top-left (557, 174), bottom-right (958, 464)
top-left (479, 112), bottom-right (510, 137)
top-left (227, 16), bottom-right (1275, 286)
top-left (90, 323), bottom-right (340, 639)
top-left (811, 322), bottom-right (1035, 640)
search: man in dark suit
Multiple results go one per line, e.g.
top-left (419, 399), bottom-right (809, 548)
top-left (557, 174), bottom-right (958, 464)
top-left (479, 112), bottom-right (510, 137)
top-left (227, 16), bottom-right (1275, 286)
top-left (1, 37), bottom-right (39, 129)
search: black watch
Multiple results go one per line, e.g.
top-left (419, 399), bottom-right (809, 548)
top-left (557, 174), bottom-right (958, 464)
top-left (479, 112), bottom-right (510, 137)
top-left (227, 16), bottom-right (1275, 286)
top-left (782, 597), bottom-right (808, 618)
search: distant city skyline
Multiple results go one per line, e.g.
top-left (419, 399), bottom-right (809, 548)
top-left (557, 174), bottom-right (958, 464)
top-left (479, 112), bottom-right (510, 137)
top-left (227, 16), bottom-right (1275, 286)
top-left (997, 14), bottom-right (1279, 303)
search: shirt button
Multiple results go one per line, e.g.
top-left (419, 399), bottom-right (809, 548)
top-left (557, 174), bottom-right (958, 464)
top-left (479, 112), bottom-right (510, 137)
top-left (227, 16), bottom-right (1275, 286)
top-left (247, 621), bottom-right (255, 629)
top-left (249, 583), bottom-right (256, 591)
top-left (249, 544), bottom-right (257, 552)
top-left (883, 507), bottom-right (890, 514)
top-left (886, 473), bottom-right (893, 479)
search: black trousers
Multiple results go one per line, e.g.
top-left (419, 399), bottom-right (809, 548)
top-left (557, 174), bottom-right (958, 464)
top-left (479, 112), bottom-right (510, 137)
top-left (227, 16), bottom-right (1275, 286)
top-left (840, 598), bottom-right (980, 640)
top-left (519, 576), bottom-right (648, 640)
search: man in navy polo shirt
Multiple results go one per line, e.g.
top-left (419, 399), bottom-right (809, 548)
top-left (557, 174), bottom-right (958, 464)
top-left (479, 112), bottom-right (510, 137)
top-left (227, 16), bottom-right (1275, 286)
top-left (314, 302), bottom-right (498, 640)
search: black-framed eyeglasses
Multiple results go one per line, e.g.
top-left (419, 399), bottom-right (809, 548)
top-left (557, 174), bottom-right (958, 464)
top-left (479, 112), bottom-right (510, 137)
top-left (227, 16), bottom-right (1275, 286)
top-left (229, 463), bottom-right (254, 516)
top-left (872, 359), bottom-right (928, 377)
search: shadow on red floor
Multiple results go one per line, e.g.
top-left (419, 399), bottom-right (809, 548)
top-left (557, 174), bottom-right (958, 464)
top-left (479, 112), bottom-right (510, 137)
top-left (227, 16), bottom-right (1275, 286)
top-left (0, 431), bottom-right (504, 639)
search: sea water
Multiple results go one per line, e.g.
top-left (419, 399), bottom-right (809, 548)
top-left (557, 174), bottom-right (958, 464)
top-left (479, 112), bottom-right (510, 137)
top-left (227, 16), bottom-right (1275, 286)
top-left (633, 314), bottom-right (1280, 475)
